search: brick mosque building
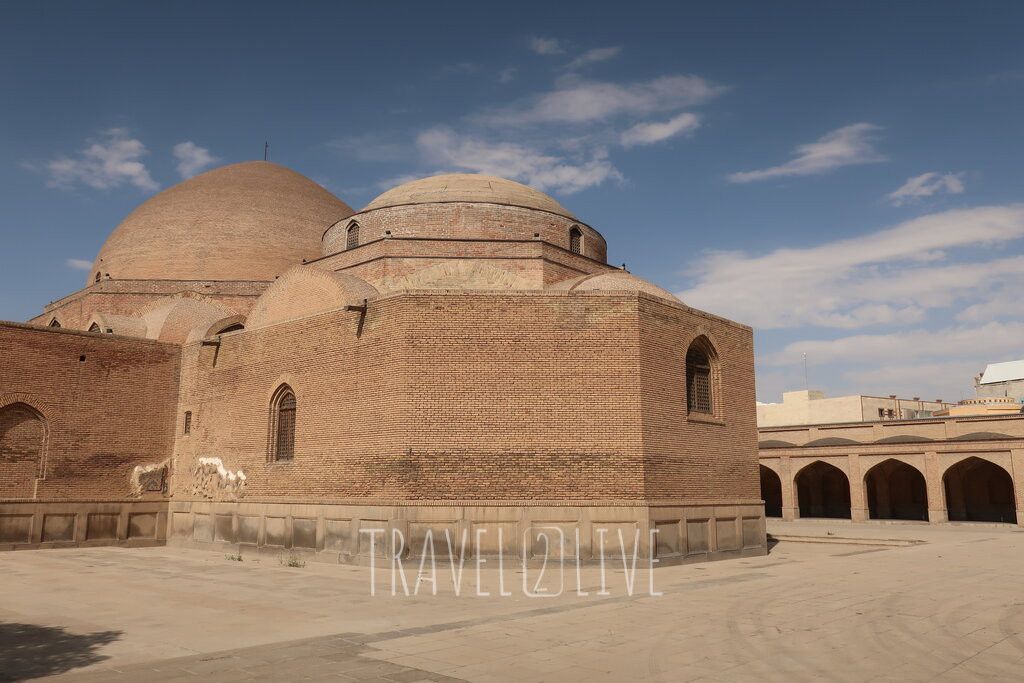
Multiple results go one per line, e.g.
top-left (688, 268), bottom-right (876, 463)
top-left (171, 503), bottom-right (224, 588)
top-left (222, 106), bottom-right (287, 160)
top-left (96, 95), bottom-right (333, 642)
top-left (0, 161), bottom-right (765, 564)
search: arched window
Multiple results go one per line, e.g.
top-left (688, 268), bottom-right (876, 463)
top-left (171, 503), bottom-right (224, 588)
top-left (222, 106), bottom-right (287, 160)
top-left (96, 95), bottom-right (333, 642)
top-left (48, 319), bottom-right (61, 328)
top-left (569, 226), bottom-right (583, 254)
top-left (346, 221), bottom-right (360, 250)
top-left (269, 386), bottom-right (296, 462)
top-left (88, 322), bottom-right (101, 333)
top-left (685, 337), bottom-right (716, 415)
top-left (0, 403), bottom-right (46, 497)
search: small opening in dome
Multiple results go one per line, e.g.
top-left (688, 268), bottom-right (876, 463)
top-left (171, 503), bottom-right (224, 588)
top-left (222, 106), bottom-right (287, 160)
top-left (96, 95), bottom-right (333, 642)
top-left (569, 226), bottom-right (583, 255)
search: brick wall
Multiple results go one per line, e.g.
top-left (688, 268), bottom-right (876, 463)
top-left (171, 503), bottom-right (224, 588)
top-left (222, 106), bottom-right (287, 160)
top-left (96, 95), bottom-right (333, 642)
top-left (0, 322), bottom-right (181, 500)
top-left (637, 297), bottom-right (759, 500)
top-left (174, 290), bottom-right (757, 504)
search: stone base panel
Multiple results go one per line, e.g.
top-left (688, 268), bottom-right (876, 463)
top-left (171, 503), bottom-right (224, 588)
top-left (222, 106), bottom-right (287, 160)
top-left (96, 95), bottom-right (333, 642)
top-left (0, 501), bottom-right (168, 550)
top-left (166, 500), bottom-right (767, 566)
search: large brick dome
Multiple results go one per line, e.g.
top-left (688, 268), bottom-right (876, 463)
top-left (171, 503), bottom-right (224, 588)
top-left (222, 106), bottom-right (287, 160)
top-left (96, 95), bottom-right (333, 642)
top-left (89, 161), bottom-right (353, 284)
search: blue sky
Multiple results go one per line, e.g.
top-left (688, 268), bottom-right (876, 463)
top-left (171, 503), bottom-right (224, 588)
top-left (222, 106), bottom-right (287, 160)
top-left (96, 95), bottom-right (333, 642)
top-left (2, 1), bottom-right (1023, 402)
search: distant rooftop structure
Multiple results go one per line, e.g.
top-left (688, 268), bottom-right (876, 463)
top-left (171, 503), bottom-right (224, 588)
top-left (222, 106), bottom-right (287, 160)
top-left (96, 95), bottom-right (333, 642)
top-left (756, 390), bottom-right (953, 428)
top-left (978, 360), bottom-right (1024, 385)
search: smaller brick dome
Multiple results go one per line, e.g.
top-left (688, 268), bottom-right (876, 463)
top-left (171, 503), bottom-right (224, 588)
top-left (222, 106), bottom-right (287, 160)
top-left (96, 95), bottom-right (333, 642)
top-left (246, 267), bottom-right (378, 329)
top-left (364, 174), bottom-right (576, 219)
top-left (554, 271), bottom-right (682, 303)
top-left (323, 173), bottom-right (607, 262)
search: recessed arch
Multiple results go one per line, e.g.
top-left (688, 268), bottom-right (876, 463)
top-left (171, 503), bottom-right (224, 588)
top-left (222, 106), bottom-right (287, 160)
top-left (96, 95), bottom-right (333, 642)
top-left (760, 465), bottom-right (783, 518)
top-left (795, 460), bottom-right (851, 519)
top-left (87, 322), bottom-right (101, 333)
top-left (805, 437), bottom-right (861, 447)
top-left (346, 220), bottom-right (360, 250)
top-left (268, 384), bottom-right (297, 462)
top-left (685, 335), bottom-right (719, 416)
top-left (943, 456), bottom-right (1016, 523)
top-left (864, 459), bottom-right (928, 521)
top-left (0, 402), bottom-right (46, 498)
top-left (569, 225), bottom-right (583, 254)
top-left (759, 439), bottom-right (796, 449)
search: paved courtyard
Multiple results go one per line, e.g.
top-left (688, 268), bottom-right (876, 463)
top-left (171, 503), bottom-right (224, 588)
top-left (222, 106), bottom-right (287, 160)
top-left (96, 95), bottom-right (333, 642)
top-left (2, 521), bottom-right (1024, 682)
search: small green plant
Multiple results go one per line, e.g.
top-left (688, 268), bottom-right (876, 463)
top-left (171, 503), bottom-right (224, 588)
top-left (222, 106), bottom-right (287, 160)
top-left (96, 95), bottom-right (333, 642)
top-left (225, 553), bottom-right (243, 562)
top-left (281, 554), bottom-right (305, 568)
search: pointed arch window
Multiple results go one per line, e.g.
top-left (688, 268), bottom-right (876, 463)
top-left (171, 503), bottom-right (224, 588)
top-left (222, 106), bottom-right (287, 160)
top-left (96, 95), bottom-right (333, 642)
top-left (569, 226), bottom-right (583, 255)
top-left (346, 221), bottom-right (360, 250)
top-left (94, 272), bottom-right (101, 283)
top-left (686, 337), bottom-right (717, 416)
top-left (88, 322), bottom-right (101, 333)
top-left (48, 319), bottom-right (61, 328)
top-left (269, 385), bottom-right (297, 462)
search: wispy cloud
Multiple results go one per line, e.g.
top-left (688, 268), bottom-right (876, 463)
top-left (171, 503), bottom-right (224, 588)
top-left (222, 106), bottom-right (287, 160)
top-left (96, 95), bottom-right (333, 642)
top-left (566, 46), bottom-right (622, 71)
top-left (529, 37), bottom-right (564, 55)
top-left (476, 75), bottom-right (725, 127)
top-left (680, 204), bottom-right (1024, 329)
top-left (416, 127), bottom-right (622, 194)
top-left (65, 258), bottom-right (93, 271)
top-left (172, 141), bottom-right (219, 178)
top-left (728, 123), bottom-right (885, 183)
top-left (620, 113), bottom-right (700, 147)
top-left (886, 171), bottom-right (965, 206)
top-left (763, 321), bottom-right (1024, 368)
top-left (44, 128), bottom-right (158, 191)
top-left (498, 67), bottom-right (518, 83)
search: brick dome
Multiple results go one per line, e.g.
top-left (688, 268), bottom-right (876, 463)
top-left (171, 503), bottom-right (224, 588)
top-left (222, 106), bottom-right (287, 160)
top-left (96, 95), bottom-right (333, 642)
top-left (90, 161), bottom-right (353, 284)
top-left (554, 271), bottom-right (682, 303)
top-left (323, 173), bottom-right (607, 262)
top-left (363, 174), bottom-right (577, 219)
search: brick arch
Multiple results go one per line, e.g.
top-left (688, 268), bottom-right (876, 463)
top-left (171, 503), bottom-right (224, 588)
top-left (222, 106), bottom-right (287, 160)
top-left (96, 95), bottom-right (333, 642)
top-left (794, 459), bottom-right (851, 519)
top-left (862, 458), bottom-right (928, 521)
top-left (938, 451), bottom-right (1013, 476)
top-left (0, 399), bottom-right (49, 498)
top-left (941, 455), bottom-right (1016, 523)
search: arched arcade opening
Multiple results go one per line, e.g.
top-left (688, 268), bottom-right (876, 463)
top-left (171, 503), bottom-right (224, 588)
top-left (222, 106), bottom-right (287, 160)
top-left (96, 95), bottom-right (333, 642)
top-left (760, 465), bottom-right (783, 518)
top-left (944, 457), bottom-right (1017, 524)
top-left (796, 461), bottom-right (851, 519)
top-left (865, 459), bottom-right (928, 521)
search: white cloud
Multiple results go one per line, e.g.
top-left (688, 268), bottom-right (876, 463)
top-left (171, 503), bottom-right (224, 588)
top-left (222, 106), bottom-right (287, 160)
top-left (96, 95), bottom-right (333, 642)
top-left (566, 46), bottom-right (622, 71)
top-left (65, 258), bottom-right (93, 271)
top-left (498, 67), bottom-right (518, 83)
top-left (172, 141), bottom-right (219, 178)
top-left (415, 127), bottom-right (622, 194)
top-left (476, 75), bottom-right (725, 127)
top-left (45, 128), bottom-right (158, 191)
top-left (529, 37), bottom-right (564, 55)
top-left (620, 113), bottom-right (700, 147)
top-left (680, 204), bottom-right (1024, 329)
top-left (763, 321), bottom-right (1024, 367)
top-left (886, 172), bottom-right (965, 206)
top-left (728, 123), bottom-right (885, 183)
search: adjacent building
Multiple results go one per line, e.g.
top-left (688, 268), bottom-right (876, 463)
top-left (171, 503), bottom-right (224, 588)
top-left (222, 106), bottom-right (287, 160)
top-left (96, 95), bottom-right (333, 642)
top-left (757, 390), bottom-right (953, 427)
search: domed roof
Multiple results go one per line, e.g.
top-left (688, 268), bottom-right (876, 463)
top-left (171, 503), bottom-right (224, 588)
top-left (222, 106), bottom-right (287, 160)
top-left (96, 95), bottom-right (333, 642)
top-left (554, 271), bottom-right (682, 303)
top-left (363, 174), bottom-right (576, 219)
top-left (90, 161), bottom-right (353, 283)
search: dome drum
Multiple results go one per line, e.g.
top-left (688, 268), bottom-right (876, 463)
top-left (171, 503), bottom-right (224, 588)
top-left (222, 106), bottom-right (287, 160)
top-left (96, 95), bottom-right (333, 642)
top-left (323, 202), bottom-right (606, 262)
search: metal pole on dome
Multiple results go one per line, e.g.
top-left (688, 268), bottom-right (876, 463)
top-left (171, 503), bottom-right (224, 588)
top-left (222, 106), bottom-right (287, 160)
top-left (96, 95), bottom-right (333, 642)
top-left (264, 141), bottom-right (269, 161)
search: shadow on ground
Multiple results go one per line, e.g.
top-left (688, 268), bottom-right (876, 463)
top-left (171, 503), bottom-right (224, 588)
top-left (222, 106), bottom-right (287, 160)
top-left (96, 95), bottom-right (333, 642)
top-left (0, 623), bottom-right (121, 682)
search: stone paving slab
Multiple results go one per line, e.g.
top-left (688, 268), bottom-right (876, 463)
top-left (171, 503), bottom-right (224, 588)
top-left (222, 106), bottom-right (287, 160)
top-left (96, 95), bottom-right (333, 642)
top-left (2, 522), bottom-right (1024, 681)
